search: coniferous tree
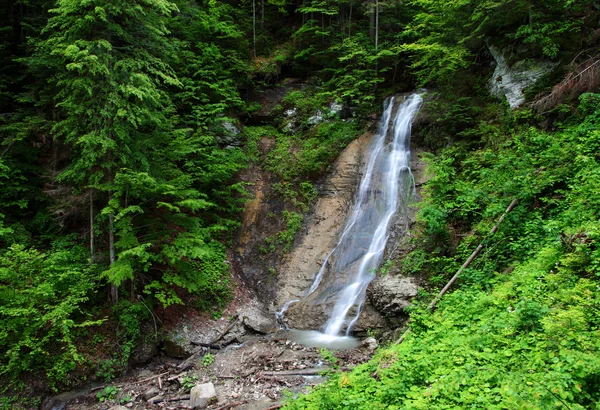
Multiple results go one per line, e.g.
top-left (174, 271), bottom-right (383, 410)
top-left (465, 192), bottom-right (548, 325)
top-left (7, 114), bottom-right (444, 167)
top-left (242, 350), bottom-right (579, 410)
top-left (32, 0), bottom-right (179, 302)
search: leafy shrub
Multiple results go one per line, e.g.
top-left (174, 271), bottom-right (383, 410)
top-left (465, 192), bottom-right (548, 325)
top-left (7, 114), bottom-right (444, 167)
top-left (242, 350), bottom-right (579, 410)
top-left (0, 241), bottom-right (101, 387)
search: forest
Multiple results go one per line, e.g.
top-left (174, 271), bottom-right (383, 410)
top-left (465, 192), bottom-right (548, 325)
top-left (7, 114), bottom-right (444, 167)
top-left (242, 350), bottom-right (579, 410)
top-left (1, 0), bottom-right (599, 408)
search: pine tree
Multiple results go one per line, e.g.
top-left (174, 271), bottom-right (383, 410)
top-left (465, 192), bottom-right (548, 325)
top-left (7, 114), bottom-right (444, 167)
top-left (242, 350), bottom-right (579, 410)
top-left (32, 0), bottom-right (179, 302)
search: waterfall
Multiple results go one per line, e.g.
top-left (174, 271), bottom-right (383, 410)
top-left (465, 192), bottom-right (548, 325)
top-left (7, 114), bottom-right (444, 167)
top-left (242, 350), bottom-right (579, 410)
top-left (282, 93), bottom-right (423, 347)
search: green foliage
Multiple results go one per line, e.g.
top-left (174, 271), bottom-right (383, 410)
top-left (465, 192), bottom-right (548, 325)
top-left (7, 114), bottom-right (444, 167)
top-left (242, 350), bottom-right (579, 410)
top-left (181, 374), bottom-right (198, 391)
top-left (96, 385), bottom-right (119, 402)
top-left (202, 352), bottom-right (215, 367)
top-left (0, 241), bottom-right (101, 387)
top-left (319, 348), bottom-right (339, 368)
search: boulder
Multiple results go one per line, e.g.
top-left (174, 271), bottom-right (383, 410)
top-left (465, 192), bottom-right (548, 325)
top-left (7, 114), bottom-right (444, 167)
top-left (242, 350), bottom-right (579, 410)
top-left (142, 386), bottom-right (160, 401)
top-left (190, 382), bottom-right (217, 409)
top-left (307, 110), bottom-right (323, 125)
top-left (242, 302), bottom-right (278, 334)
top-left (131, 321), bottom-right (158, 365)
top-left (367, 275), bottom-right (418, 318)
top-left (214, 120), bottom-right (242, 146)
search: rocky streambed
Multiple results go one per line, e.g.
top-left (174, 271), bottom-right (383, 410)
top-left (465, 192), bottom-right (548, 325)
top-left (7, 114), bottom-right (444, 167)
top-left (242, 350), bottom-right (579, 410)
top-left (48, 328), bottom-right (376, 410)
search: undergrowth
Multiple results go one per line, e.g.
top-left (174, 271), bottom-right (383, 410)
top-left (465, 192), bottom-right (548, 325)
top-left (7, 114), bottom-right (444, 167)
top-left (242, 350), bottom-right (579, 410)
top-left (284, 93), bottom-right (600, 409)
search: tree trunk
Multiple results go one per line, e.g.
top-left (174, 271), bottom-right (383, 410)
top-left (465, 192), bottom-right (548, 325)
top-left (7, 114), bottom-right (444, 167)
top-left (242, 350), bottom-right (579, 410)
top-left (253, 0), bottom-right (257, 58)
top-left (375, 0), bottom-right (379, 50)
top-left (108, 189), bottom-right (117, 304)
top-left (368, 0), bottom-right (375, 41)
top-left (348, 0), bottom-right (353, 37)
top-left (90, 188), bottom-right (94, 263)
top-left (428, 198), bottom-right (519, 310)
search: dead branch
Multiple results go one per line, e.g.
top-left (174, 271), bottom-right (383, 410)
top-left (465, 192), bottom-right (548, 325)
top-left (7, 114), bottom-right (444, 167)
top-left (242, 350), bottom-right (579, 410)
top-left (209, 315), bottom-right (243, 345)
top-left (428, 198), bottom-right (518, 310)
top-left (259, 367), bottom-right (350, 376)
top-left (532, 55), bottom-right (600, 113)
top-left (177, 346), bottom-right (206, 371)
top-left (397, 198), bottom-right (518, 345)
top-left (149, 395), bottom-right (191, 404)
top-left (190, 341), bottom-right (222, 349)
top-left (88, 370), bottom-right (172, 394)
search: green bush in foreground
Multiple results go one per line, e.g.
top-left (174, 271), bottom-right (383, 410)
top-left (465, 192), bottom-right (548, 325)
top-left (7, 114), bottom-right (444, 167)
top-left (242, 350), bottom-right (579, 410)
top-left (0, 240), bottom-right (101, 387)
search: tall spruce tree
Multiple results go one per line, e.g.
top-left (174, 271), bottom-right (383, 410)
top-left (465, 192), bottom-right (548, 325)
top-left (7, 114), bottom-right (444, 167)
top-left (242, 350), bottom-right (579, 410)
top-left (33, 0), bottom-right (179, 302)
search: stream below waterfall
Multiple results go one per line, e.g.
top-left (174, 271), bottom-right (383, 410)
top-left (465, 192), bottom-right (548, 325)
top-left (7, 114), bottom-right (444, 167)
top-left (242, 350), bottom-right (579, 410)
top-left (279, 93), bottom-right (423, 349)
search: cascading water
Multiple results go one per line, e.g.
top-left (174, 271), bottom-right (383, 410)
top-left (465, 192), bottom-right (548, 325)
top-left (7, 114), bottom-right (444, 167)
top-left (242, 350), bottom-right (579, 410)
top-left (280, 93), bottom-right (423, 348)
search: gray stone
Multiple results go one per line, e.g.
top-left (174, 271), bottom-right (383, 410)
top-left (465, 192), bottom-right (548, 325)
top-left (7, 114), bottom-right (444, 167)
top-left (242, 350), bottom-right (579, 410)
top-left (41, 398), bottom-right (66, 410)
top-left (131, 322), bottom-right (158, 365)
top-left (142, 386), bottom-right (160, 401)
top-left (488, 44), bottom-right (556, 108)
top-left (222, 121), bottom-right (240, 136)
top-left (243, 303), bottom-right (277, 334)
top-left (307, 110), bottom-right (323, 125)
top-left (41, 390), bottom-right (88, 410)
top-left (329, 101), bottom-right (344, 117)
top-left (190, 382), bottom-right (217, 409)
top-left (367, 274), bottom-right (418, 317)
top-left (284, 108), bottom-right (298, 117)
top-left (214, 120), bottom-right (242, 146)
top-left (362, 337), bottom-right (378, 351)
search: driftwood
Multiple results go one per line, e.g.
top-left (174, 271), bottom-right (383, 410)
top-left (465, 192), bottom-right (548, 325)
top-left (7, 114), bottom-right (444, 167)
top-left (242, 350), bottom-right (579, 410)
top-left (396, 198), bottom-right (518, 344)
top-left (209, 315), bottom-right (243, 345)
top-left (88, 370), bottom-right (172, 393)
top-left (264, 404), bottom-right (283, 410)
top-left (190, 341), bottom-right (222, 349)
top-left (259, 367), bottom-right (350, 376)
top-left (177, 346), bottom-right (205, 371)
top-left (149, 394), bottom-right (191, 404)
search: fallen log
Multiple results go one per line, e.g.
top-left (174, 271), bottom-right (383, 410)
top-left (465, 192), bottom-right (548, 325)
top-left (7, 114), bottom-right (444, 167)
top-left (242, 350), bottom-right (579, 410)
top-left (149, 394), bottom-right (191, 404)
top-left (396, 198), bottom-right (518, 345)
top-left (428, 198), bottom-right (518, 311)
top-left (190, 341), bottom-right (221, 349)
top-left (260, 367), bottom-right (350, 376)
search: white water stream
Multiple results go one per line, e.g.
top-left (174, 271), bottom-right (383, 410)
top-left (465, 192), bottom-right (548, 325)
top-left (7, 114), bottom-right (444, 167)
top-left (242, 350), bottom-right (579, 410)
top-left (280, 94), bottom-right (423, 348)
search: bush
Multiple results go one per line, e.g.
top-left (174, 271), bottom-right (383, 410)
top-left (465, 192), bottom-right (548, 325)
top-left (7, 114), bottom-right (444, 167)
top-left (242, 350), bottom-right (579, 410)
top-left (0, 241), bottom-right (101, 388)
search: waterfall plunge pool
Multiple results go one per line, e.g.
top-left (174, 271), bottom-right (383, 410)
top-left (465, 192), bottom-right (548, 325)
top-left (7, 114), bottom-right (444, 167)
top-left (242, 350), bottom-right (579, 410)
top-left (287, 329), bottom-right (361, 349)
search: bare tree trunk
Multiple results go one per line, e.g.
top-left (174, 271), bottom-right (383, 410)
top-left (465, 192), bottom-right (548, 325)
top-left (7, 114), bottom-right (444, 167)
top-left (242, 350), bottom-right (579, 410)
top-left (428, 198), bottom-right (518, 310)
top-left (261, 0), bottom-right (264, 31)
top-left (375, 0), bottom-right (379, 50)
top-left (322, 13), bottom-right (325, 44)
top-left (348, 0), bottom-right (353, 37)
top-left (253, 0), bottom-right (257, 58)
top-left (108, 203), bottom-right (117, 303)
top-left (90, 188), bottom-right (95, 263)
top-left (396, 198), bottom-right (518, 345)
top-left (369, 0), bottom-right (375, 41)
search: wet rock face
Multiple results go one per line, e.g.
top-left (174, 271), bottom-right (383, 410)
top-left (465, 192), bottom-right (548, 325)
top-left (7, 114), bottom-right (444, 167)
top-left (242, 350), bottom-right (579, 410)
top-left (274, 133), bottom-right (370, 318)
top-left (488, 44), bottom-right (556, 108)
